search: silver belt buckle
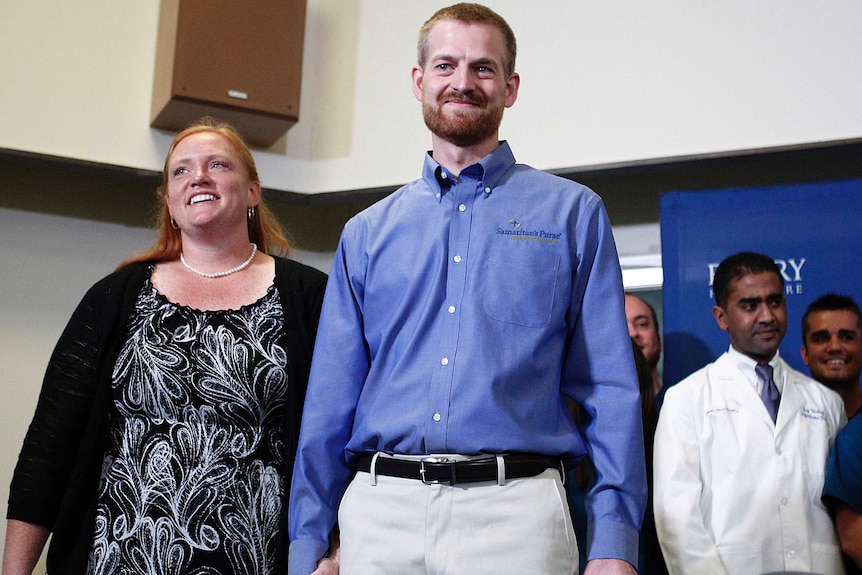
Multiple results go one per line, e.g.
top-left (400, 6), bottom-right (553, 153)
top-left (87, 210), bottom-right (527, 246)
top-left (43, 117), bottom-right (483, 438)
top-left (419, 456), bottom-right (456, 485)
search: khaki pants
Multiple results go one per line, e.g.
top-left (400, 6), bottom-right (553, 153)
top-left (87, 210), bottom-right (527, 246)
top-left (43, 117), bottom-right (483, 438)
top-left (338, 467), bottom-right (578, 575)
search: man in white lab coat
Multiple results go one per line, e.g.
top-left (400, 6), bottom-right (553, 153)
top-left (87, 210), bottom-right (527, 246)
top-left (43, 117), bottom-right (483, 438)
top-left (654, 251), bottom-right (847, 575)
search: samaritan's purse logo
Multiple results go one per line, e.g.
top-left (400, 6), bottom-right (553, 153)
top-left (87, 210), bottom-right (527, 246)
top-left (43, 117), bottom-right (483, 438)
top-left (496, 219), bottom-right (562, 245)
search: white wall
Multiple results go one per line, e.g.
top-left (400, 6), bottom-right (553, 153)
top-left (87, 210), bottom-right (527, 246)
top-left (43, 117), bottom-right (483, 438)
top-left (1, 1), bottom-right (860, 195)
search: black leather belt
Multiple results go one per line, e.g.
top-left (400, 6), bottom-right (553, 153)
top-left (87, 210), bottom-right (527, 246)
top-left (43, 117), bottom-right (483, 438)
top-left (355, 453), bottom-right (562, 485)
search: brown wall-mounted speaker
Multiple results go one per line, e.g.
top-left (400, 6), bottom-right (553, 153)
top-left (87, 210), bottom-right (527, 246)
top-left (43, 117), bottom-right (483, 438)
top-left (151, 0), bottom-right (306, 148)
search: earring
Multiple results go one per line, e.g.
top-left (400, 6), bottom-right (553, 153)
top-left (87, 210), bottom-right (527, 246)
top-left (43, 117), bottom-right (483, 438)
top-left (247, 206), bottom-right (256, 221)
top-left (170, 218), bottom-right (180, 230)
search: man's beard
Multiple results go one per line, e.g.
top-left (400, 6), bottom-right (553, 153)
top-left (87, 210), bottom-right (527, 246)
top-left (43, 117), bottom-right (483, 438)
top-left (422, 92), bottom-right (504, 147)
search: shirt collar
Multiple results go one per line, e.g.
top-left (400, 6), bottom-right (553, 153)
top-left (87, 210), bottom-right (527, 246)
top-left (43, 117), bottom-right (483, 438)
top-left (727, 345), bottom-right (782, 392)
top-left (421, 141), bottom-right (517, 201)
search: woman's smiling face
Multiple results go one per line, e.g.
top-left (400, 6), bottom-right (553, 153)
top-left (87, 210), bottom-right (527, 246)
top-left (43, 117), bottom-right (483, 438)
top-left (165, 131), bottom-right (259, 233)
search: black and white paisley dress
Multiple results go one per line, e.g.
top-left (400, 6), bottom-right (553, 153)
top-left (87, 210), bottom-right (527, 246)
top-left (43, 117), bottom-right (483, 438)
top-left (87, 278), bottom-right (289, 575)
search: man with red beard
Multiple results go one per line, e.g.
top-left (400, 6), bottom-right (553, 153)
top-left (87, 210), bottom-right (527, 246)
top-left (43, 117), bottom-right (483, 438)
top-left (289, 4), bottom-right (645, 575)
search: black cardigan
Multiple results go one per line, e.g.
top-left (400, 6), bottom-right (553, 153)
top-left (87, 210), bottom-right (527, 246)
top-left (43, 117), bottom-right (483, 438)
top-left (7, 258), bottom-right (326, 574)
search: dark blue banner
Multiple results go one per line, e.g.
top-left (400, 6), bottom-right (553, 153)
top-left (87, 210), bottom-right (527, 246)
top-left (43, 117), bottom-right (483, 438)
top-left (660, 178), bottom-right (862, 387)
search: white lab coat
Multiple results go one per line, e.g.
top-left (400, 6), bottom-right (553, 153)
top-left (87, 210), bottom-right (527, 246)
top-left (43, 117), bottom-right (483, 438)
top-left (654, 349), bottom-right (846, 575)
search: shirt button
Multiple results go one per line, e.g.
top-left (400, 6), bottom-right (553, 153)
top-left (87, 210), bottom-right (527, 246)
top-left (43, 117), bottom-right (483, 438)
top-left (433, 413), bottom-right (442, 422)
top-left (441, 172), bottom-right (448, 179)
top-left (448, 305), bottom-right (456, 313)
top-left (779, 497), bottom-right (788, 507)
top-left (441, 358), bottom-right (449, 366)
top-left (458, 204), bottom-right (467, 212)
top-left (453, 255), bottom-right (462, 263)
top-left (484, 187), bottom-right (492, 194)
top-left (785, 549), bottom-right (796, 559)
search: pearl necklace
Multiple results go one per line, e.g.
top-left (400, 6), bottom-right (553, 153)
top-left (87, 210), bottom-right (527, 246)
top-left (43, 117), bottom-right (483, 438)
top-left (180, 243), bottom-right (258, 279)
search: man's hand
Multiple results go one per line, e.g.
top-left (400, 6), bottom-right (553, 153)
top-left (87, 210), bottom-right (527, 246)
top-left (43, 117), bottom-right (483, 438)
top-left (835, 502), bottom-right (862, 569)
top-left (583, 558), bottom-right (637, 575)
top-left (310, 556), bottom-right (339, 575)
top-left (310, 539), bottom-right (340, 575)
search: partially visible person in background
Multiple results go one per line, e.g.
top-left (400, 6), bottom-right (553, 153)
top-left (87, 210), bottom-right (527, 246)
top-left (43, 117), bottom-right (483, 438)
top-left (626, 293), bottom-right (662, 400)
top-left (801, 293), bottom-right (862, 418)
top-left (568, 338), bottom-right (667, 575)
top-left (3, 119), bottom-right (332, 575)
top-left (823, 406), bottom-right (862, 575)
top-left (632, 336), bottom-right (668, 575)
top-left (810, 295), bottom-right (862, 575)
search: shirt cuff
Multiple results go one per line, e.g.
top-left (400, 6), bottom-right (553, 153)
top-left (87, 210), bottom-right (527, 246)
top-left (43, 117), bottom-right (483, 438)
top-left (586, 517), bottom-right (640, 566)
top-left (288, 537), bottom-right (329, 575)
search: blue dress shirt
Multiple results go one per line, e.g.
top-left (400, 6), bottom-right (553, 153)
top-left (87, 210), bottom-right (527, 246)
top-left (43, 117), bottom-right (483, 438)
top-left (288, 142), bottom-right (646, 573)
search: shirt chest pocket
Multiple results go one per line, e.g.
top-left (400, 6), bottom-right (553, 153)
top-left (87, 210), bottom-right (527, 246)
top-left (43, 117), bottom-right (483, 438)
top-left (479, 252), bottom-right (560, 328)
top-left (797, 412), bottom-right (832, 479)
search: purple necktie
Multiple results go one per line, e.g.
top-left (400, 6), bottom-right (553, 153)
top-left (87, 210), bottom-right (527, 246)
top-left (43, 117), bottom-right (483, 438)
top-left (756, 363), bottom-right (780, 423)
